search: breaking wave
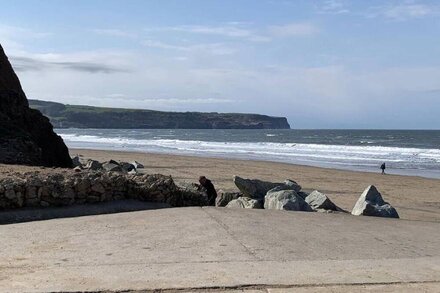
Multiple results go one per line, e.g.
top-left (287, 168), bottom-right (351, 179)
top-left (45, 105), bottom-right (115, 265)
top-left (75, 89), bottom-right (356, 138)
top-left (59, 131), bottom-right (440, 178)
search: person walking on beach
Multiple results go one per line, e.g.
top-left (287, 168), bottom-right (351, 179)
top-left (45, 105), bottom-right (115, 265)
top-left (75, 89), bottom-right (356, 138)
top-left (380, 162), bottom-right (386, 175)
top-left (199, 176), bottom-right (217, 206)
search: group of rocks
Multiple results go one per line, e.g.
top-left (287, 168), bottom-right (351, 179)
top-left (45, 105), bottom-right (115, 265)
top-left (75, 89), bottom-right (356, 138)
top-left (71, 155), bottom-right (144, 174)
top-left (0, 159), bottom-right (399, 219)
top-left (216, 176), bottom-right (399, 218)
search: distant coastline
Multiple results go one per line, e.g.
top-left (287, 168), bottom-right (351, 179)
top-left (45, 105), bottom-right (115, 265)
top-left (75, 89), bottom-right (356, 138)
top-left (29, 99), bottom-right (290, 129)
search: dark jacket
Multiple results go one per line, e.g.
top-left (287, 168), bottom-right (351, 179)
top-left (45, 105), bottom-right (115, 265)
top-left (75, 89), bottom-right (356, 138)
top-left (200, 179), bottom-right (217, 206)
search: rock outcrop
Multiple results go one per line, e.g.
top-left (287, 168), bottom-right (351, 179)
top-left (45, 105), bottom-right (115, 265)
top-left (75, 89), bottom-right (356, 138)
top-left (264, 189), bottom-right (313, 212)
top-left (305, 190), bottom-right (343, 212)
top-left (176, 182), bottom-right (208, 206)
top-left (351, 185), bottom-right (399, 218)
top-left (283, 179), bottom-right (302, 192)
top-left (0, 45), bottom-right (72, 167)
top-left (226, 197), bottom-right (262, 209)
top-left (233, 176), bottom-right (283, 200)
top-left (215, 191), bottom-right (242, 207)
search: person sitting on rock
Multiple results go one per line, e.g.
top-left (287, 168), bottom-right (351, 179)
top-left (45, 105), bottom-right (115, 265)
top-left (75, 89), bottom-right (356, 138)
top-left (199, 176), bottom-right (217, 206)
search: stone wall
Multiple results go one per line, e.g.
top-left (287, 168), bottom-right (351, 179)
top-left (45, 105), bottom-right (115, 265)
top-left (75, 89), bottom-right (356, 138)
top-left (0, 171), bottom-right (207, 210)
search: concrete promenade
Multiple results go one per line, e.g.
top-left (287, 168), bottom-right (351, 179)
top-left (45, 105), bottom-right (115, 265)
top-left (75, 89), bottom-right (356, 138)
top-left (0, 206), bottom-right (439, 292)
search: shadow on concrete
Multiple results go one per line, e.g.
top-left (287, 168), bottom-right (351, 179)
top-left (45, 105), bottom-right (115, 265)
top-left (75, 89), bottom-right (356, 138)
top-left (0, 200), bottom-right (171, 225)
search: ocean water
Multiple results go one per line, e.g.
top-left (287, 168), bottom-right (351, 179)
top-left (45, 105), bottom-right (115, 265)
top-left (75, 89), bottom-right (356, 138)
top-left (57, 129), bottom-right (440, 179)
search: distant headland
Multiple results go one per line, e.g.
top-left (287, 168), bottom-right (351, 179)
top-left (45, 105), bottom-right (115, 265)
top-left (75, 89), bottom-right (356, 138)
top-left (29, 99), bottom-right (291, 129)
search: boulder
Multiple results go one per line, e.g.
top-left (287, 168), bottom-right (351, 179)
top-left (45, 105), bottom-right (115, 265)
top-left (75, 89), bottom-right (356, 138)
top-left (102, 162), bottom-right (122, 172)
top-left (121, 162), bottom-right (136, 172)
top-left (0, 45), bottom-right (72, 167)
top-left (226, 197), bottom-right (262, 209)
top-left (72, 155), bottom-right (82, 168)
top-left (233, 176), bottom-right (283, 200)
top-left (284, 179), bottom-right (302, 192)
top-left (176, 182), bottom-right (208, 206)
top-left (297, 191), bottom-right (309, 200)
top-left (351, 185), bottom-right (399, 218)
top-left (85, 160), bottom-right (102, 171)
top-left (264, 189), bottom-right (313, 212)
top-left (131, 161), bottom-right (144, 169)
top-left (215, 191), bottom-right (242, 207)
top-left (305, 190), bottom-right (342, 212)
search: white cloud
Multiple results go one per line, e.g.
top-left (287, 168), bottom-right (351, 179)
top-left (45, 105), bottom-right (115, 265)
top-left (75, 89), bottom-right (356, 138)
top-left (91, 28), bottom-right (137, 38)
top-left (15, 45), bottom-right (440, 127)
top-left (169, 25), bottom-right (252, 37)
top-left (0, 25), bottom-right (52, 53)
top-left (268, 22), bottom-right (319, 37)
top-left (9, 50), bottom-right (132, 73)
top-left (145, 24), bottom-right (270, 42)
top-left (142, 40), bottom-right (237, 55)
top-left (316, 0), bottom-right (350, 14)
top-left (368, 1), bottom-right (439, 20)
top-left (0, 24), bottom-right (51, 39)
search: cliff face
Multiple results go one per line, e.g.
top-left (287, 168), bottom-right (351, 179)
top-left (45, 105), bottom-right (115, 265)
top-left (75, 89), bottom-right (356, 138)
top-left (0, 45), bottom-right (72, 167)
top-left (29, 100), bottom-right (291, 129)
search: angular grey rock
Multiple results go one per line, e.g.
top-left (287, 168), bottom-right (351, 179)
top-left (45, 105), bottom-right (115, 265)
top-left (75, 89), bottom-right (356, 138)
top-left (305, 190), bottom-right (341, 211)
top-left (85, 160), bottom-right (102, 171)
top-left (121, 162), bottom-right (136, 172)
top-left (264, 189), bottom-right (313, 211)
top-left (266, 184), bottom-right (299, 194)
top-left (72, 155), bottom-right (82, 168)
top-left (131, 161), bottom-right (144, 169)
top-left (233, 176), bottom-right (283, 200)
top-left (176, 182), bottom-right (208, 206)
top-left (215, 191), bottom-right (242, 207)
top-left (297, 191), bottom-right (309, 200)
top-left (226, 197), bottom-right (262, 209)
top-left (102, 162), bottom-right (122, 172)
top-left (351, 185), bottom-right (399, 218)
top-left (284, 179), bottom-right (302, 192)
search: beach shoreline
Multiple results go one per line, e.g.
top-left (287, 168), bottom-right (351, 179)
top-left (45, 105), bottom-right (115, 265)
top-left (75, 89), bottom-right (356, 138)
top-left (57, 128), bottom-right (440, 180)
top-left (1, 147), bottom-right (439, 222)
top-left (67, 148), bottom-right (437, 222)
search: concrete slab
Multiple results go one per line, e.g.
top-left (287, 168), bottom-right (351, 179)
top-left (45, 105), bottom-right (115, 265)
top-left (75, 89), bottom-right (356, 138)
top-left (0, 207), bottom-right (439, 292)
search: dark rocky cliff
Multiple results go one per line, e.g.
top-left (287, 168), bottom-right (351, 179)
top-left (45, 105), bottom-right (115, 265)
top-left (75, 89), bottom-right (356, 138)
top-left (0, 45), bottom-right (72, 167)
top-left (29, 100), bottom-right (291, 129)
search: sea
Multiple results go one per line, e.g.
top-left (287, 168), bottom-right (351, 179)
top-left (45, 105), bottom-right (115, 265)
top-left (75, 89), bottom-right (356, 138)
top-left (56, 129), bottom-right (440, 179)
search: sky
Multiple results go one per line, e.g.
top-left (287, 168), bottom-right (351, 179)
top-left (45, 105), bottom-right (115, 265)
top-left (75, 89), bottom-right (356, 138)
top-left (0, 0), bottom-right (439, 129)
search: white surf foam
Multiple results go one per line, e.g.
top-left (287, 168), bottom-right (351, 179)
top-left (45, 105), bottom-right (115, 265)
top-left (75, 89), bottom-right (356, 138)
top-left (60, 134), bottom-right (440, 170)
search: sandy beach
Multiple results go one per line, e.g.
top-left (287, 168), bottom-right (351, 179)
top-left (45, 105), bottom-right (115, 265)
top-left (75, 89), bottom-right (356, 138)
top-left (69, 148), bottom-right (440, 222)
top-left (2, 147), bottom-right (439, 222)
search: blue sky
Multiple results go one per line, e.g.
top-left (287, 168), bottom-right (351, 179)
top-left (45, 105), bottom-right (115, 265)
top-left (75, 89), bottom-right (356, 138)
top-left (1, 0), bottom-right (439, 129)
